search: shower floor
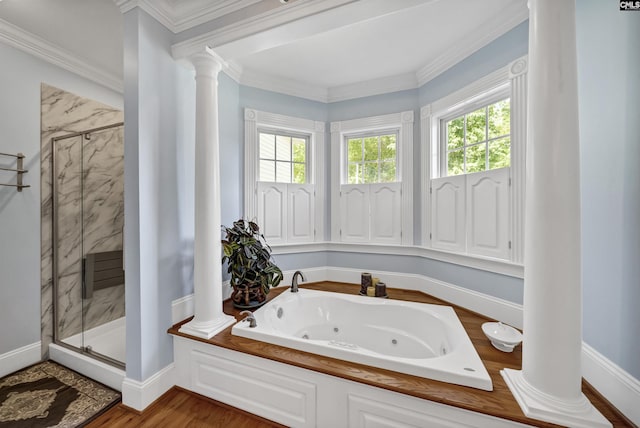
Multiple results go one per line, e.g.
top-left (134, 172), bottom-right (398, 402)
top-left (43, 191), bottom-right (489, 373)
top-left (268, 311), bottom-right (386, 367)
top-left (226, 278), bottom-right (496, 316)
top-left (62, 316), bottom-right (126, 363)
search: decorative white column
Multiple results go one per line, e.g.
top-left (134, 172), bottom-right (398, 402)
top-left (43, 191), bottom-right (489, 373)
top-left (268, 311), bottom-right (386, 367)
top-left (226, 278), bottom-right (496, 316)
top-left (180, 48), bottom-right (235, 339)
top-left (501, 1), bottom-right (610, 427)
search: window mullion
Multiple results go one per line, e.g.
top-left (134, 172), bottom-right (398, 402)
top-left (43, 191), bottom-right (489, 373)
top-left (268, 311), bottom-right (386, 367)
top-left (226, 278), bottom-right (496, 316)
top-left (377, 135), bottom-right (382, 182)
top-left (361, 138), bottom-right (365, 184)
top-left (485, 106), bottom-right (489, 170)
top-left (463, 114), bottom-right (467, 174)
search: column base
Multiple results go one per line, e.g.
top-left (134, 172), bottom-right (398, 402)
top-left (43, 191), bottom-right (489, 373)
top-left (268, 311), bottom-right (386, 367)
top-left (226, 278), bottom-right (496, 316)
top-left (179, 314), bottom-right (236, 340)
top-left (501, 369), bottom-right (612, 428)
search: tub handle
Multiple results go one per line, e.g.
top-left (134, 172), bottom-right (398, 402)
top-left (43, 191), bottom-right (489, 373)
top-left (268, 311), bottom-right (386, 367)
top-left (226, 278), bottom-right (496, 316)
top-left (239, 310), bottom-right (257, 328)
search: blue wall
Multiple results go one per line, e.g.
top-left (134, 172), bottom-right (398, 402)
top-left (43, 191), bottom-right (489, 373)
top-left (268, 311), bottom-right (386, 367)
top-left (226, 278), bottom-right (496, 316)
top-left (419, 21), bottom-right (529, 106)
top-left (0, 42), bottom-right (122, 357)
top-left (274, 251), bottom-right (524, 304)
top-left (234, 22), bottom-right (530, 303)
top-left (577, 0), bottom-right (640, 379)
top-left (219, 73), bottom-right (242, 228)
top-left (124, 8), bottom-right (197, 381)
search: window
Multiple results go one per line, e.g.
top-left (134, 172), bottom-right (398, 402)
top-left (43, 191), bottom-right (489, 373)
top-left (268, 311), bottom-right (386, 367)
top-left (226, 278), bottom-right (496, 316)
top-left (421, 56), bottom-right (528, 264)
top-left (331, 111), bottom-right (414, 245)
top-left (346, 132), bottom-right (398, 184)
top-left (245, 109), bottom-right (325, 244)
top-left (444, 98), bottom-right (510, 176)
top-left (258, 132), bottom-right (308, 184)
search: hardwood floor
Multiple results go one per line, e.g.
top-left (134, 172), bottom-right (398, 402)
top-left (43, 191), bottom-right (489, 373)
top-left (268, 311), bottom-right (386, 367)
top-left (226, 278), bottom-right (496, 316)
top-left (168, 281), bottom-right (634, 428)
top-left (86, 387), bottom-right (285, 428)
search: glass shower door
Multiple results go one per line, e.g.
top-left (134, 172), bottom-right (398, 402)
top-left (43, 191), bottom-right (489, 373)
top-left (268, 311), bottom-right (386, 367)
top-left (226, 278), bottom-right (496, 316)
top-left (53, 123), bottom-right (125, 368)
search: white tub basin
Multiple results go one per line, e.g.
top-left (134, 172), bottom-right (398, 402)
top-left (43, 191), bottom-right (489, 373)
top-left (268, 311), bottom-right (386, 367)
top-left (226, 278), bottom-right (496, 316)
top-left (231, 288), bottom-right (492, 391)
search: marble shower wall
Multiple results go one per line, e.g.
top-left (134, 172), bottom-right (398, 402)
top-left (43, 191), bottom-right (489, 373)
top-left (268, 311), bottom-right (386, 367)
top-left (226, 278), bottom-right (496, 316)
top-left (41, 83), bottom-right (123, 356)
top-left (53, 128), bottom-right (124, 340)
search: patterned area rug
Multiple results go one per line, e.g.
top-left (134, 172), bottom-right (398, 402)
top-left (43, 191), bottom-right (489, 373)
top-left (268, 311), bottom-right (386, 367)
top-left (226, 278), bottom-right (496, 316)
top-left (0, 361), bottom-right (120, 427)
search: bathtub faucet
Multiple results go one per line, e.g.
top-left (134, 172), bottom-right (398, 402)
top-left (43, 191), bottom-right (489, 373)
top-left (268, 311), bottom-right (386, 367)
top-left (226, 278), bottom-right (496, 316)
top-left (239, 311), bottom-right (257, 328)
top-left (291, 270), bottom-right (306, 292)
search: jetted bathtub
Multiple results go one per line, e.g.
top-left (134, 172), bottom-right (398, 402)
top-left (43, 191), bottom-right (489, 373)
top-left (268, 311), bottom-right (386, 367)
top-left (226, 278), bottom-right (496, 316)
top-left (231, 288), bottom-right (493, 391)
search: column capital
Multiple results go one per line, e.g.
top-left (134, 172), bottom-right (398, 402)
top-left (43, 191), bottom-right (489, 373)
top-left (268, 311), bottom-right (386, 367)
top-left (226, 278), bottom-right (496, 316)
top-left (189, 47), bottom-right (226, 77)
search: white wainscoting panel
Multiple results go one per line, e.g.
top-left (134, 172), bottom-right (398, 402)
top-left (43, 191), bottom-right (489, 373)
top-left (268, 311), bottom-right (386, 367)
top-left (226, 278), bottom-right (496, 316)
top-left (347, 393), bottom-right (532, 428)
top-left (431, 175), bottom-right (466, 252)
top-left (188, 347), bottom-right (316, 427)
top-left (258, 182), bottom-right (286, 244)
top-left (340, 185), bottom-right (370, 242)
top-left (172, 335), bottom-right (535, 428)
top-left (466, 168), bottom-right (510, 259)
top-left (288, 184), bottom-right (315, 242)
top-left (370, 183), bottom-right (401, 244)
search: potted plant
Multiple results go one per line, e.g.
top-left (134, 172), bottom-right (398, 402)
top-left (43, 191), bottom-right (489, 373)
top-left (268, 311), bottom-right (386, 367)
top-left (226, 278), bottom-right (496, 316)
top-left (221, 219), bottom-right (283, 309)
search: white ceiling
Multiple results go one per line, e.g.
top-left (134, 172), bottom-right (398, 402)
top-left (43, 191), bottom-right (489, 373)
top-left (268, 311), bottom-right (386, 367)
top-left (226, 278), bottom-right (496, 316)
top-left (0, 0), bottom-right (529, 99)
top-left (232, 0), bottom-right (525, 90)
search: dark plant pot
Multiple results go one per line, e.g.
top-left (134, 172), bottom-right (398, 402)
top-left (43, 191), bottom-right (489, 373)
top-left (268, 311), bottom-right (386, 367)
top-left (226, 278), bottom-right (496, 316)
top-left (231, 283), bottom-right (269, 309)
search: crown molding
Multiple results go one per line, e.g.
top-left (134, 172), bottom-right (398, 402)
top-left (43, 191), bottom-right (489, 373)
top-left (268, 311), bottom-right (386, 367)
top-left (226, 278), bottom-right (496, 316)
top-left (327, 72), bottom-right (418, 103)
top-left (416, 1), bottom-right (528, 86)
top-left (235, 67), bottom-right (420, 104)
top-left (239, 68), bottom-right (329, 103)
top-left (168, 0), bottom-right (528, 104)
top-left (0, 18), bottom-right (123, 93)
top-left (115, 0), bottom-right (263, 33)
top-left (171, 0), bottom-right (360, 60)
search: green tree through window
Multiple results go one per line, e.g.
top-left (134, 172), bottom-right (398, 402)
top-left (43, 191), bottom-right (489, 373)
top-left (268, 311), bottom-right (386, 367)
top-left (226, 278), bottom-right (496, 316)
top-left (346, 133), bottom-right (397, 184)
top-left (445, 99), bottom-right (510, 176)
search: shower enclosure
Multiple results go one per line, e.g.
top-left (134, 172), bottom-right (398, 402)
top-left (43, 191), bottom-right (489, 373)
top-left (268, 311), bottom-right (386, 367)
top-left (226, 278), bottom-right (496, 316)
top-left (51, 122), bottom-right (125, 369)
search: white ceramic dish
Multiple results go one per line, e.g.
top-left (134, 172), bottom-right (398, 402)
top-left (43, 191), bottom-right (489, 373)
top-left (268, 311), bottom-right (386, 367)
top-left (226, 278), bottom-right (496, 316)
top-left (481, 322), bottom-right (523, 352)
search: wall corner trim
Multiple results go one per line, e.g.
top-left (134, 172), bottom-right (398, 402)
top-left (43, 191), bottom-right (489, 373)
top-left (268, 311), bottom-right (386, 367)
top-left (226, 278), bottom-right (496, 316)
top-left (582, 343), bottom-right (640, 426)
top-left (0, 341), bottom-right (41, 378)
top-left (0, 18), bottom-right (123, 93)
top-left (122, 363), bottom-right (176, 411)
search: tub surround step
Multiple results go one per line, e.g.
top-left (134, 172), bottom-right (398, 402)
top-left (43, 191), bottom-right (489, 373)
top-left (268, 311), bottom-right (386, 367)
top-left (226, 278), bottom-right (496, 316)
top-left (169, 281), bottom-right (632, 428)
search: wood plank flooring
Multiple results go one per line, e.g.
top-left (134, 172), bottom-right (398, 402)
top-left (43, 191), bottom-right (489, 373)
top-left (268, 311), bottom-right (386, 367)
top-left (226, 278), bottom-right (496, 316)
top-left (86, 387), bottom-right (285, 428)
top-left (168, 281), bottom-right (634, 428)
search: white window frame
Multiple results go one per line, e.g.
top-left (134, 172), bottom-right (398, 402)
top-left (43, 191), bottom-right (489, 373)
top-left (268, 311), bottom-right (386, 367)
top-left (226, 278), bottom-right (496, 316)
top-left (343, 129), bottom-right (400, 184)
top-left (421, 56), bottom-right (528, 263)
top-left (257, 129), bottom-right (310, 184)
top-left (245, 108), bottom-right (325, 242)
top-left (438, 91), bottom-right (511, 177)
top-left (331, 110), bottom-right (414, 245)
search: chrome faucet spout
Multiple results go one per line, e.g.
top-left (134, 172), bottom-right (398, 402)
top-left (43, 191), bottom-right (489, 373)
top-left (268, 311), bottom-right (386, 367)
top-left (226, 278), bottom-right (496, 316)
top-left (291, 270), bottom-right (306, 292)
top-left (239, 310), bottom-right (257, 328)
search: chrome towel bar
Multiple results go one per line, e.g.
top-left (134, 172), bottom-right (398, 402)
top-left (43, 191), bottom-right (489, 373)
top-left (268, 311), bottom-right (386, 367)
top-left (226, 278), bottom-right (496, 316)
top-left (0, 152), bottom-right (30, 192)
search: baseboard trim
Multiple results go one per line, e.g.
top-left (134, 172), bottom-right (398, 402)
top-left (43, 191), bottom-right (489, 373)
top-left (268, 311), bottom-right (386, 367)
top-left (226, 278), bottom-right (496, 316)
top-left (49, 343), bottom-right (124, 392)
top-left (171, 267), bottom-right (521, 327)
top-left (171, 293), bottom-right (194, 325)
top-left (0, 341), bottom-right (41, 378)
top-left (122, 363), bottom-right (176, 411)
top-left (323, 266), bottom-right (524, 329)
top-left (582, 343), bottom-right (640, 426)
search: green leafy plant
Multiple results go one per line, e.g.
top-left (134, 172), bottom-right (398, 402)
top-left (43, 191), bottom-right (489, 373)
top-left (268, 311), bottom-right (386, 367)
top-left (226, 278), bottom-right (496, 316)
top-left (221, 219), bottom-right (283, 308)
